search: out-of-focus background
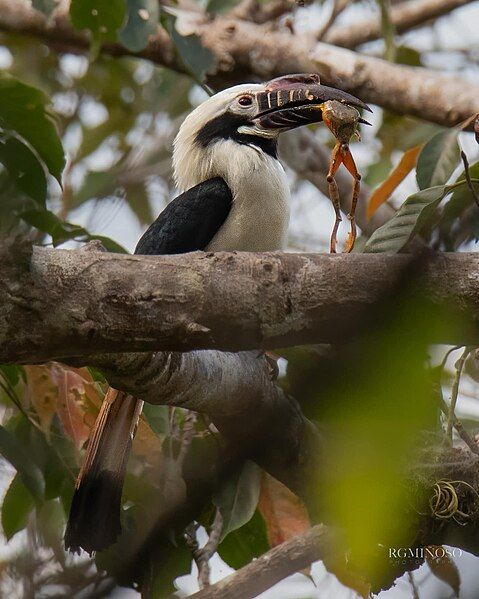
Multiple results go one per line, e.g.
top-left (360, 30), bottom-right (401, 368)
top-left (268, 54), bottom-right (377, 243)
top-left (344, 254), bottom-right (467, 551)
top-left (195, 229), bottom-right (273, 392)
top-left (1, 0), bottom-right (479, 597)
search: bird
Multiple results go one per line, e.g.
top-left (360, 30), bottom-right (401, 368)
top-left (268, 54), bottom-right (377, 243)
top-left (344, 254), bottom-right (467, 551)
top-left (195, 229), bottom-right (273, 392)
top-left (64, 74), bottom-right (370, 554)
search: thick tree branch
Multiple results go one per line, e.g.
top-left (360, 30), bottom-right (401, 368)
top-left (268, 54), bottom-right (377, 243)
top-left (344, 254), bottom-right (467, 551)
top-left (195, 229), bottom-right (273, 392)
top-left (1, 1), bottom-right (478, 127)
top-left (190, 525), bottom-right (336, 599)
top-left (325, 0), bottom-right (474, 48)
top-left (87, 348), bottom-right (322, 504)
top-left (2, 245), bottom-right (479, 364)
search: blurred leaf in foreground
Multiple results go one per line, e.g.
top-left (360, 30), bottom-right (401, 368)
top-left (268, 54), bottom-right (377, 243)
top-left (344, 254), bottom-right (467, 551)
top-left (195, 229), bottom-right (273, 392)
top-left (312, 284), bottom-right (444, 587)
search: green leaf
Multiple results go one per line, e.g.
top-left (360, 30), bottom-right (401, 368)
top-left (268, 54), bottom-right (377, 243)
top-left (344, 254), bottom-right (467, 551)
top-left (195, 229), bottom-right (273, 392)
top-left (395, 46), bottom-right (421, 67)
top-left (120, 0), bottom-right (159, 52)
top-left (162, 11), bottom-right (216, 84)
top-left (207, 0), bottom-right (238, 14)
top-left (86, 367), bottom-right (107, 384)
top-left (0, 76), bottom-right (65, 183)
top-left (217, 510), bottom-right (269, 569)
top-left (0, 365), bottom-right (26, 388)
top-left (2, 475), bottom-right (35, 540)
top-left (144, 539), bottom-right (191, 597)
top-left (143, 404), bottom-right (169, 436)
top-left (416, 129), bottom-right (460, 190)
top-left (32, 0), bottom-right (57, 17)
top-left (442, 160), bottom-right (479, 224)
top-left (364, 186), bottom-right (448, 253)
top-left (96, 507), bottom-right (191, 595)
top-left (21, 208), bottom-right (127, 253)
top-left (0, 136), bottom-right (47, 205)
top-left (0, 425), bottom-right (44, 501)
top-left (37, 499), bottom-right (66, 547)
top-left (70, 0), bottom-right (126, 57)
top-left (213, 461), bottom-right (261, 541)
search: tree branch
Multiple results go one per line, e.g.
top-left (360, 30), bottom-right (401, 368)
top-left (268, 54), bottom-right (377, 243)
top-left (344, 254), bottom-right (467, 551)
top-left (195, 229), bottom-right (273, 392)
top-left (1, 1), bottom-right (479, 127)
top-left (325, 0), bottom-right (474, 48)
top-left (189, 525), bottom-right (336, 599)
top-left (2, 244), bottom-right (479, 364)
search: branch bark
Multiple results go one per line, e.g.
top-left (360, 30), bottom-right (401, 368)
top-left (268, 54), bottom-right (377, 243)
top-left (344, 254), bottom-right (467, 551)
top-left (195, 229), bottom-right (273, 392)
top-left (3, 244), bottom-right (479, 364)
top-left (324, 0), bottom-right (474, 48)
top-left (190, 525), bottom-right (336, 599)
top-left (1, 1), bottom-right (479, 127)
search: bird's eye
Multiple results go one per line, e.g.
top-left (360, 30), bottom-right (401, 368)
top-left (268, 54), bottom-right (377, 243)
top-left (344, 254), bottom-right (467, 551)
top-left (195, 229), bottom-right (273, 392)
top-left (238, 95), bottom-right (253, 107)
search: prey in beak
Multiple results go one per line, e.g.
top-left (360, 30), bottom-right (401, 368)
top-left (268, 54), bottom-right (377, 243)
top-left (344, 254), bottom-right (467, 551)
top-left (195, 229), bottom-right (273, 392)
top-left (253, 73), bottom-right (372, 253)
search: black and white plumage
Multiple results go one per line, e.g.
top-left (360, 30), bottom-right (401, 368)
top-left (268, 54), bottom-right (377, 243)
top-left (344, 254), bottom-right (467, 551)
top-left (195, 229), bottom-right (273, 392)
top-left (138, 83), bottom-right (292, 255)
top-left (65, 75), bottom-right (371, 554)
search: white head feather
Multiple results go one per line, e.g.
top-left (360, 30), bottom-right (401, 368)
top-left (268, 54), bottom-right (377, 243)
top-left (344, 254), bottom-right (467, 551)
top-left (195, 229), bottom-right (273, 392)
top-left (172, 84), bottom-right (290, 251)
top-left (173, 84), bottom-right (265, 191)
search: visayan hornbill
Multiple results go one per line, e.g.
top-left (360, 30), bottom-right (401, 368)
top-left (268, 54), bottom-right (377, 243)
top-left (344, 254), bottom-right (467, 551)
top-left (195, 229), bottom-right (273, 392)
top-left (65, 74), bottom-right (370, 554)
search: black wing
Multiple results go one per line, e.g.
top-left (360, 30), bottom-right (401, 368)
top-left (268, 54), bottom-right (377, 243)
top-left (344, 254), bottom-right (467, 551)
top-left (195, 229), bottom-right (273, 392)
top-left (134, 177), bottom-right (232, 256)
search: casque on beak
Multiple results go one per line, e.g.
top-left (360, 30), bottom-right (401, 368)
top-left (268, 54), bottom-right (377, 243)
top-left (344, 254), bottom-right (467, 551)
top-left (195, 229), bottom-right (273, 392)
top-left (253, 73), bottom-right (372, 131)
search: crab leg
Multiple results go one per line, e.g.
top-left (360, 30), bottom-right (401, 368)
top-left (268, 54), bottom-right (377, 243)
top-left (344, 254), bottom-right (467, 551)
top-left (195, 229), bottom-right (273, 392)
top-left (341, 146), bottom-right (361, 254)
top-left (326, 142), bottom-right (344, 253)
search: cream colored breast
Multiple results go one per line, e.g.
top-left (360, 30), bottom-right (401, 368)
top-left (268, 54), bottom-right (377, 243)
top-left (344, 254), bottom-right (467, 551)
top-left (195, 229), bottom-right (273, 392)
top-left (205, 140), bottom-right (290, 251)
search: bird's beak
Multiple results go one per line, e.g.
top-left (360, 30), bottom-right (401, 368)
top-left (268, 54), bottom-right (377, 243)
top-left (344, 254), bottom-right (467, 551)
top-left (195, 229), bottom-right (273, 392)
top-left (253, 73), bottom-right (372, 131)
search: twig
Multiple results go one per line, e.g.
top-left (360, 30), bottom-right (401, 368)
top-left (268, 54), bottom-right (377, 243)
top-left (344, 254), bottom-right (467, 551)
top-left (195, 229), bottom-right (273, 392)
top-left (324, 0), bottom-right (475, 48)
top-left (434, 390), bottom-right (479, 456)
top-left (190, 525), bottom-right (337, 599)
top-left (200, 509), bottom-right (223, 588)
top-left (446, 346), bottom-right (471, 442)
top-left (230, 0), bottom-right (297, 23)
top-left (434, 348), bottom-right (479, 456)
top-left (184, 510), bottom-right (224, 589)
top-left (316, 0), bottom-right (349, 40)
top-left (177, 411), bottom-right (197, 466)
top-left (460, 151), bottom-right (479, 209)
top-left (408, 571), bottom-right (420, 599)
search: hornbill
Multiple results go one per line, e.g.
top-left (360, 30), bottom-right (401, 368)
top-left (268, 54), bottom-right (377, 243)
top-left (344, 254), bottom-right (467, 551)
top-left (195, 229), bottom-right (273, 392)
top-left (65, 74), bottom-right (370, 554)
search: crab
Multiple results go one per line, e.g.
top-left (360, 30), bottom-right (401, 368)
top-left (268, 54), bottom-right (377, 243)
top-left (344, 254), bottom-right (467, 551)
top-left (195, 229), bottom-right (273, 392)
top-left (320, 100), bottom-right (364, 253)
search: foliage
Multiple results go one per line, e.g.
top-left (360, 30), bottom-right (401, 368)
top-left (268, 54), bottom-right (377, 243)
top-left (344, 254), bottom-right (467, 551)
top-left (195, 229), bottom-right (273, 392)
top-left (0, 1), bottom-right (478, 598)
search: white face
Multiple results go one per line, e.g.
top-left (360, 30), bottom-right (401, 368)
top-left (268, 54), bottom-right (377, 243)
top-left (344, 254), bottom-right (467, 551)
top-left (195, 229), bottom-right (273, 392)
top-left (177, 84), bottom-right (266, 140)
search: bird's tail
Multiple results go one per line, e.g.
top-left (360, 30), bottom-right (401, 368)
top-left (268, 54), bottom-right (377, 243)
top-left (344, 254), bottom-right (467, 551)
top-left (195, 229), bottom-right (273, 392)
top-left (65, 387), bottom-right (143, 554)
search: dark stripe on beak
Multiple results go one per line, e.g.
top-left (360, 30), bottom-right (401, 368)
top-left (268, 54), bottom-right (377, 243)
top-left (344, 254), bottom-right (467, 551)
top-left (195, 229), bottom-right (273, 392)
top-left (253, 78), bottom-right (372, 130)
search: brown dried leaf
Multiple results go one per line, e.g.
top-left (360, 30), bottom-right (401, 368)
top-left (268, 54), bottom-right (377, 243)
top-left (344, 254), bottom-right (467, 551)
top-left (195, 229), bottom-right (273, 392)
top-left (367, 145), bottom-right (422, 219)
top-left (425, 545), bottom-right (460, 597)
top-left (24, 365), bottom-right (59, 440)
top-left (258, 472), bottom-right (310, 547)
top-left (323, 554), bottom-right (371, 599)
top-left (132, 417), bottom-right (162, 464)
top-left (49, 364), bottom-right (96, 450)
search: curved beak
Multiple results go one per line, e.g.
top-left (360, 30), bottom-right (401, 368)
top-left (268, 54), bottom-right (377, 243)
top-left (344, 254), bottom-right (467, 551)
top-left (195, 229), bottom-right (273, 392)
top-left (253, 73), bottom-right (372, 130)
